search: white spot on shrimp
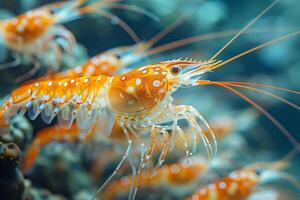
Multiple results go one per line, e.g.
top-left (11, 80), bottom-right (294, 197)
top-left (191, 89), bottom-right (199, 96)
top-left (199, 188), bottom-right (206, 195)
top-left (64, 82), bottom-right (68, 87)
top-left (87, 65), bottom-right (95, 74)
top-left (229, 172), bottom-right (239, 180)
top-left (128, 100), bottom-right (135, 105)
top-left (208, 184), bottom-right (216, 189)
top-left (34, 83), bottom-right (39, 87)
top-left (152, 80), bottom-right (161, 87)
top-left (70, 79), bottom-right (75, 84)
top-left (170, 164), bottom-right (180, 174)
top-left (84, 78), bottom-right (89, 84)
top-left (192, 195), bottom-right (199, 200)
top-left (121, 76), bottom-right (126, 81)
top-left (154, 72), bottom-right (159, 75)
top-left (127, 86), bottom-right (135, 93)
top-left (47, 81), bottom-right (53, 87)
top-left (162, 71), bottom-right (167, 75)
top-left (75, 66), bottom-right (82, 73)
top-left (135, 78), bottom-right (141, 86)
top-left (228, 182), bottom-right (238, 195)
top-left (142, 69), bottom-right (148, 74)
top-left (219, 182), bottom-right (227, 189)
top-left (155, 67), bottom-right (161, 71)
top-left (101, 64), bottom-right (108, 71)
top-left (158, 88), bottom-right (165, 93)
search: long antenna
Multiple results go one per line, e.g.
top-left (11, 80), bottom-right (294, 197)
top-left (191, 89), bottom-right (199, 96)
top-left (209, 0), bottom-right (280, 61)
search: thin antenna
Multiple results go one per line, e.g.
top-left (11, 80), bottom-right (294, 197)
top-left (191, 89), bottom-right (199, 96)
top-left (209, 0), bottom-right (280, 61)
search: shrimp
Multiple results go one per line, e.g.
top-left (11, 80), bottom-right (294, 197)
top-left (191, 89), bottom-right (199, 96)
top-left (186, 146), bottom-right (300, 200)
top-left (101, 161), bottom-right (209, 200)
top-left (0, 0), bottom-right (151, 82)
top-left (0, 0), bottom-right (299, 198)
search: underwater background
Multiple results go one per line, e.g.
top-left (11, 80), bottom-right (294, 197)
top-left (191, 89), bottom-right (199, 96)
top-left (0, 0), bottom-right (299, 199)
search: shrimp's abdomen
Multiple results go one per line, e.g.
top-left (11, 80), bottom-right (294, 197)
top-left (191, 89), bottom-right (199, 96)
top-left (1, 76), bottom-right (110, 131)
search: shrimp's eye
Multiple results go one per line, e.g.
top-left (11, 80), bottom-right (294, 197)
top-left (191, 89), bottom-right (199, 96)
top-left (255, 168), bottom-right (263, 176)
top-left (170, 65), bottom-right (181, 75)
top-left (115, 54), bottom-right (121, 59)
top-left (49, 7), bottom-right (58, 15)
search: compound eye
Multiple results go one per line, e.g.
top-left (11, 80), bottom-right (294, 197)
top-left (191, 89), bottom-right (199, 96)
top-left (49, 8), bottom-right (57, 14)
top-left (170, 65), bottom-right (181, 75)
top-left (255, 168), bottom-right (263, 176)
top-left (115, 54), bottom-right (121, 59)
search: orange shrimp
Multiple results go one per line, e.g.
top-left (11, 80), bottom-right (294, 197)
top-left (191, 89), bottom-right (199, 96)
top-left (0, 0), bottom-right (299, 198)
top-left (187, 167), bottom-right (261, 200)
top-left (0, 0), bottom-right (150, 82)
top-left (186, 147), bottom-right (300, 200)
top-left (0, 30), bottom-right (299, 200)
top-left (21, 118), bottom-right (124, 172)
top-left (101, 161), bottom-right (209, 200)
top-left (21, 123), bottom-right (99, 172)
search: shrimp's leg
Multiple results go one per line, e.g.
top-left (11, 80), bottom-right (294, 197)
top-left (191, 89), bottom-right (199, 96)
top-left (151, 128), bottom-right (170, 177)
top-left (127, 154), bottom-right (137, 200)
top-left (48, 41), bottom-right (62, 71)
top-left (92, 119), bottom-right (133, 200)
top-left (179, 105), bottom-right (217, 159)
top-left (132, 126), bottom-right (160, 200)
top-left (0, 53), bottom-right (21, 70)
top-left (15, 61), bottom-right (41, 83)
top-left (54, 26), bottom-right (76, 55)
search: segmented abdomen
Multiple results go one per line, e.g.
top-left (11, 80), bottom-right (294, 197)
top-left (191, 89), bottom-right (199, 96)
top-left (0, 75), bottom-right (110, 132)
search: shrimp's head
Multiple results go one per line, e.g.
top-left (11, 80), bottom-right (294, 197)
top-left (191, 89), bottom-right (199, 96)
top-left (106, 59), bottom-right (212, 115)
top-left (235, 159), bottom-right (291, 187)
